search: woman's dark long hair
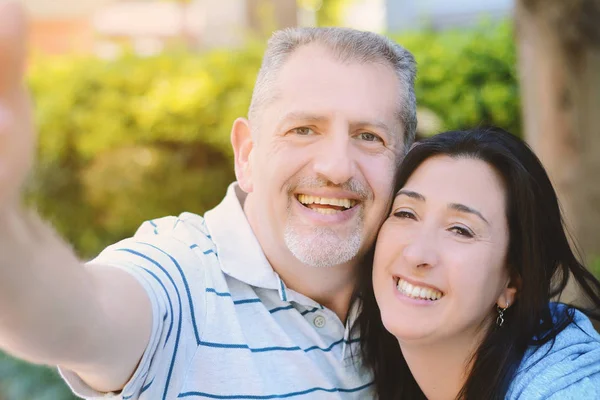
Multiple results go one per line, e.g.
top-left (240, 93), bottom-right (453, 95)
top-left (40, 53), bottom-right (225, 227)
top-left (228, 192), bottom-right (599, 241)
top-left (355, 127), bottom-right (600, 400)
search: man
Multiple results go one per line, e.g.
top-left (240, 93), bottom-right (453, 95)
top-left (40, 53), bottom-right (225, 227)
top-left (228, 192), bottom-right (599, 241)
top-left (0, 1), bottom-right (416, 398)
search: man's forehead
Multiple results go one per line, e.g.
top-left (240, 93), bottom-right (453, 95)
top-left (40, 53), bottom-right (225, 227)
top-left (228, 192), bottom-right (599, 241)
top-left (272, 60), bottom-right (401, 115)
top-left (253, 43), bottom-right (406, 139)
top-left (276, 44), bottom-right (396, 82)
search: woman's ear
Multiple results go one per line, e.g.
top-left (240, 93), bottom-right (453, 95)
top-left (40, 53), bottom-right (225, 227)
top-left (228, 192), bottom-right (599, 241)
top-left (497, 273), bottom-right (521, 309)
top-left (231, 118), bottom-right (254, 193)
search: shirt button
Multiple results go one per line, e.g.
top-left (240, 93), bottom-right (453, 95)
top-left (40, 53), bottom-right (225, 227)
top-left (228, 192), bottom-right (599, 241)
top-left (313, 315), bottom-right (326, 328)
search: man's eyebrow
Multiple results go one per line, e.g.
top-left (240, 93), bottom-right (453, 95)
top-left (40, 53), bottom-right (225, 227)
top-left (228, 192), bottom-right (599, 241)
top-left (396, 190), bottom-right (425, 201)
top-left (279, 111), bottom-right (329, 125)
top-left (278, 113), bottom-right (393, 132)
top-left (352, 120), bottom-right (392, 134)
top-left (449, 203), bottom-right (490, 226)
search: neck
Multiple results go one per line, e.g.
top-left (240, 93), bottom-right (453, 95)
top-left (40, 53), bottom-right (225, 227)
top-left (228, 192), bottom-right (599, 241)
top-left (244, 197), bottom-right (358, 322)
top-left (275, 259), bottom-right (358, 322)
top-left (399, 329), bottom-right (485, 400)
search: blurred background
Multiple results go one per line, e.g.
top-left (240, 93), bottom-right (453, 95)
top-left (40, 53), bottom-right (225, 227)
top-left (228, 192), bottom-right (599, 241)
top-left (1, 0), bottom-right (599, 398)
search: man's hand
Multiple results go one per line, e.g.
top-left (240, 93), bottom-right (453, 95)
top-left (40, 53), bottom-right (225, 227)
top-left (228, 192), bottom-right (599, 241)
top-left (0, 0), bottom-right (35, 210)
top-left (0, 3), bottom-right (153, 393)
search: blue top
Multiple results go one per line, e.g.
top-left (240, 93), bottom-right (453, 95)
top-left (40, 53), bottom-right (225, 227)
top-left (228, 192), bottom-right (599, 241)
top-left (507, 303), bottom-right (600, 399)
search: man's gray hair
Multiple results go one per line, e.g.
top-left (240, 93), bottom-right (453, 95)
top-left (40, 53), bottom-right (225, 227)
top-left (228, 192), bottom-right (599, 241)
top-left (248, 27), bottom-right (417, 147)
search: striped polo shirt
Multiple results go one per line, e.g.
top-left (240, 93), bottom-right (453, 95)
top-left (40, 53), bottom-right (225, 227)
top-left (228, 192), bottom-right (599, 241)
top-left (61, 183), bottom-right (374, 399)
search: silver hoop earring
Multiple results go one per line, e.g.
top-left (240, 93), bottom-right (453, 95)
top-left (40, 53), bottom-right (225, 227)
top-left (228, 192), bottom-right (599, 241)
top-left (496, 301), bottom-right (509, 327)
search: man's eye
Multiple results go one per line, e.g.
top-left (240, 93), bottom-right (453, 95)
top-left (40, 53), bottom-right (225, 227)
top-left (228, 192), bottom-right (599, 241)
top-left (358, 132), bottom-right (382, 142)
top-left (291, 127), bottom-right (315, 136)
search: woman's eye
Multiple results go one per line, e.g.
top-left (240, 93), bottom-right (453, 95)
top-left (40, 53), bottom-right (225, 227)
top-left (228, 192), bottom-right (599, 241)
top-left (393, 210), bottom-right (416, 220)
top-left (358, 132), bottom-right (382, 142)
top-left (449, 226), bottom-right (474, 238)
top-left (291, 127), bottom-right (315, 136)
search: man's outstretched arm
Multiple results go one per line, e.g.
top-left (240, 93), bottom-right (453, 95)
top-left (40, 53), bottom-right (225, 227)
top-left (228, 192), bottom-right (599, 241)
top-left (0, 1), bottom-right (152, 393)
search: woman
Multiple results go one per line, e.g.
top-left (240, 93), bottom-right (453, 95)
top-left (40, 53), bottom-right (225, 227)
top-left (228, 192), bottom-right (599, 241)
top-left (356, 127), bottom-right (600, 399)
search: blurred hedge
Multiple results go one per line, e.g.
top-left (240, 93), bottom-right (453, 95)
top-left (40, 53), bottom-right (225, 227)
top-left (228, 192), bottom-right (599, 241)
top-left (26, 45), bottom-right (264, 257)
top-left (1, 23), bottom-right (521, 398)
top-left (392, 21), bottom-right (521, 137)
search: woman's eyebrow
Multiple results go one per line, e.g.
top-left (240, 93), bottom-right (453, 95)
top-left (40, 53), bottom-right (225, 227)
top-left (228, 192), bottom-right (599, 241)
top-left (396, 191), bottom-right (490, 225)
top-left (396, 190), bottom-right (425, 201)
top-left (449, 203), bottom-right (490, 226)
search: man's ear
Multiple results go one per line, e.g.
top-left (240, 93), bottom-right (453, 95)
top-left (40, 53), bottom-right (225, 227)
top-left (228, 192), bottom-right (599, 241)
top-left (231, 117), bottom-right (254, 193)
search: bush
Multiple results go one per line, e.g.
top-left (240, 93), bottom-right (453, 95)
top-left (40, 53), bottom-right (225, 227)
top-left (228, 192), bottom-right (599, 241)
top-left (0, 352), bottom-right (77, 400)
top-left (1, 23), bottom-right (521, 398)
top-left (392, 21), bottom-right (521, 137)
top-left (26, 46), bottom-right (264, 257)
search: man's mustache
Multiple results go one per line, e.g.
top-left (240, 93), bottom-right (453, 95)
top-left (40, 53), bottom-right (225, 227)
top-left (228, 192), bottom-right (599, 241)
top-left (287, 176), bottom-right (372, 201)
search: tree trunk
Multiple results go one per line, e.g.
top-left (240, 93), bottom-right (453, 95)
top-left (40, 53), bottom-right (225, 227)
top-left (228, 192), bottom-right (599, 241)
top-left (516, 0), bottom-right (600, 268)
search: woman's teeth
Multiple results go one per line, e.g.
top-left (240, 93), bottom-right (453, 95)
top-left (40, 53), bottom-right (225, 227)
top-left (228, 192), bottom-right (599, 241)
top-left (396, 278), bottom-right (443, 301)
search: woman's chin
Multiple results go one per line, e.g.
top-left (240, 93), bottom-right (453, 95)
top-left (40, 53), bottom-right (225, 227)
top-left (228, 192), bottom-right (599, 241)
top-left (381, 314), bottom-right (440, 345)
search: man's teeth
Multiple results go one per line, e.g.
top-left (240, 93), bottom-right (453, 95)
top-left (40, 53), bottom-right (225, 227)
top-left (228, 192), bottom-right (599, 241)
top-left (297, 194), bottom-right (357, 209)
top-left (312, 208), bottom-right (338, 215)
top-left (396, 278), bottom-right (443, 301)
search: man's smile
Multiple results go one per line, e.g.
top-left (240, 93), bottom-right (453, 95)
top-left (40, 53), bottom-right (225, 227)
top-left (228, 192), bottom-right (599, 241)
top-left (296, 194), bottom-right (358, 215)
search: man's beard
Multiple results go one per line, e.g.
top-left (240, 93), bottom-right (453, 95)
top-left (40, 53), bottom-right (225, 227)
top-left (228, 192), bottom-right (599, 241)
top-left (283, 176), bottom-right (369, 268)
top-left (284, 216), bottom-right (363, 268)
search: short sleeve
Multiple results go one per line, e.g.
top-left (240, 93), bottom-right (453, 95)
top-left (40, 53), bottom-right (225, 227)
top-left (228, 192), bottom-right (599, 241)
top-left (60, 217), bottom-right (208, 399)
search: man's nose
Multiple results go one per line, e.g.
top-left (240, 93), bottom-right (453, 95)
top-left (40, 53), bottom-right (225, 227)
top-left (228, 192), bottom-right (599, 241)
top-left (312, 130), bottom-right (355, 185)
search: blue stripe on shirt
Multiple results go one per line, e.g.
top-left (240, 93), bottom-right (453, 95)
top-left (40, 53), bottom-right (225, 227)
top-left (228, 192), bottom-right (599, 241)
top-left (205, 288), bottom-right (231, 297)
top-left (198, 340), bottom-right (302, 352)
top-left (278, 278), bottom-right (287, 302)
top-left (149, 220), bottom-right (159, 235)
top-left (137, 266), bottom-right (175, 347)
top-left (188, 222), bottom-right (213, 240)
top-left (205, 288), bottom-right (260, 305)
top-left (300, 307), bottom-right (319, 316)
top-left (304, 338), bottom-right (346, 353)
top-left (233, 298), bottom-right (262, 305)
top-left (177, 381), bottom-right (374, 399)
top-left (138, 242), bottom-right (202, 345)
top-left (117, 248), bottom-right (184, 400)
top-left (141, 377), bottom-right (155, 394)
top-left (196, 338), bottom-right (357, 354)
top-left (269, 305), bottom-right (294, 313)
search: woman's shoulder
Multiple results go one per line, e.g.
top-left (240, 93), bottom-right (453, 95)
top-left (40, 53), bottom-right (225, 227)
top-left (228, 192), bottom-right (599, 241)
top-left (506, 303), bottom-right (600, 399)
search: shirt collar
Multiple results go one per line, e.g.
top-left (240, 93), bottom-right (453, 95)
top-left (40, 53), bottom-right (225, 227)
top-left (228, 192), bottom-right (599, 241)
top-left (204, 183), bottom-right (363, 320)
top-left (204, 182), bottom-right (282, 291)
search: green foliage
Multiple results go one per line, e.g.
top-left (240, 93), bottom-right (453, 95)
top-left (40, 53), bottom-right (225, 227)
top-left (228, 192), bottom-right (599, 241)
top-left (1, 22), bottom-right (520, 398)
top-left (316, 0), bottom-right (350, 26)
top-left (26, 47), bottom-right (262, 257)
top-left (0, 352), bottom-right (77, 400)
top-left (393, 21), bottom-right (521, 136)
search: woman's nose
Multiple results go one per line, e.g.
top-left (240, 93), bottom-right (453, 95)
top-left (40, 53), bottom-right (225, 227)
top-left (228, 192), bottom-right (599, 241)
top-left (402, 228), bottom-right (439, 269)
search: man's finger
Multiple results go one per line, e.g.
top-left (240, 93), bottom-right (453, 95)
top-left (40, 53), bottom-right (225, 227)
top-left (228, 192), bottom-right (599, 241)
top-left (0, 1), bottom-right (28, 94)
